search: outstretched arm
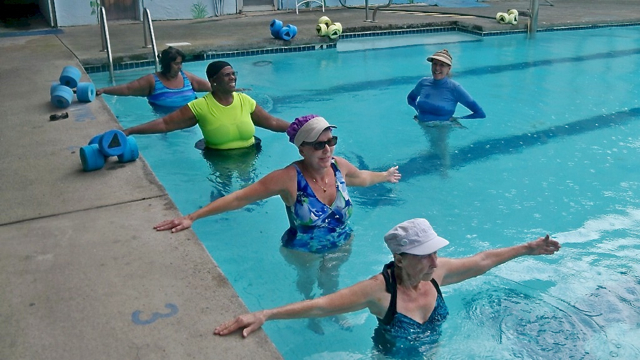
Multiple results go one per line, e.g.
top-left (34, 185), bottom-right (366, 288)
top-left (154, 167), bottom-right (294, 233)
top-left (96, 74), bottom-right (154, 97)
top-left (250, 105), bottom-right (290, 133)
top-left (334, 157), bottom-right (401, 187)
top-left (184, 71), bottom-right (212, 93)
top-left (214, 276), bottom-right (383, 338)
top-left (123, 105), bottom-right (197, 136)
top-left (437, 235), bottom-right (560, 286)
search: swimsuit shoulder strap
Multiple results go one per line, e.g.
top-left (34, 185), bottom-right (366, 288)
top-left (150, 72), bottom-right (168, 93)
top-left (292, 163), bottom-right (309, 193)
top-left (430, 278), bottom-right (443, 296)
top-left (181, 70), bottom-right (192, 87)
top-left (380, 261), bottom-right (398, 325)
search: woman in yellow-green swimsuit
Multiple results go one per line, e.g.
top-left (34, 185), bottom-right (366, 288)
top-left (123, 61), bottom-right (290, 149)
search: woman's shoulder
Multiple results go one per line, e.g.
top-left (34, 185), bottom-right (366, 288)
top-left (235, 91), bottom-right (254, 100)
top-left (446, 77), bottom-right (463, 87)
top-left (275, 162), bottom-right (300, 177)
top-left (361, 273), bottom-right (388, 294)
top-left (140, 73), bottom-right (158, 84)
top-left (332, 156), bottom-right (347, 165)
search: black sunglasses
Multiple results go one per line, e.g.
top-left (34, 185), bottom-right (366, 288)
top-left (303, 136), bottom-right (338, 151)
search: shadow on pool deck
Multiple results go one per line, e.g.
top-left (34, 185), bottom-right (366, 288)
top-left (0, 1), bottom-right (639, 359)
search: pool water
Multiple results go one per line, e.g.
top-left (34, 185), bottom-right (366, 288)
top-left (92, 26), bottom-right (640, 359)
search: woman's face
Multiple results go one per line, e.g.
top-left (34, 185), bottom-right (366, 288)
top-left (431, 59), bottom-right (451, 80)
top-left (299, 129), bottom-right (336, 168)
top-left (399, 252), bottom-right (439, 281)
top-left (211, 66), bottom-right (237, 92)
top-left (168, 56), bottom-right (183, 77)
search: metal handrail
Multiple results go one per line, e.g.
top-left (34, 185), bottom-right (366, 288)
top-left (142, 8), bottom-right (159, 72)
top-left (99, 7), bottom-right (114, 81)
top-left (528, 0), bottom-right (539, 38)
top-left (337, 0), bottom-right (372, 21)
top-left (371, 0), bottom-right (393, 22)
top-left (337, 0), bottom-right (391, 22)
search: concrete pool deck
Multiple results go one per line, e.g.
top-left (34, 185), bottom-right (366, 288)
top-left (0, 1), bottom-right (638, 359)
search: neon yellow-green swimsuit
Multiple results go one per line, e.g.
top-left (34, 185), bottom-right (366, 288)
top-left (188, 92), bottom-right (257, 150)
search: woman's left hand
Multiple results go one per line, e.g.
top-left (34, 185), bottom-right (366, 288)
top-left (385, 166), bottom-right (401, 183)
top-left (527, 234), bottom-right (561, 255)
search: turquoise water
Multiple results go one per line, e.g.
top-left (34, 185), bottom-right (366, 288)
top-left (91, 26), bottom-right (640, 359)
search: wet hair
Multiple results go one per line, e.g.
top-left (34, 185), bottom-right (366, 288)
top-left (158, 47), bottom-right (186, 75)
top-left (206, 61), bottom-right (232, 80)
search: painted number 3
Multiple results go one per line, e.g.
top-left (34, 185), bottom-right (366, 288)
top-left (131, 303), bottom-right (179, 325)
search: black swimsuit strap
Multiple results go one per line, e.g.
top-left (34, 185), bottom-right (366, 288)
top-left (430, 278), bottom-right (443, 297)
top-left (380, 261), bottom-right (397, 326)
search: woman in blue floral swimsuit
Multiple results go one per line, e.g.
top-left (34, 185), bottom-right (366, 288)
top-left (155, 114), bottom-right (401, 333)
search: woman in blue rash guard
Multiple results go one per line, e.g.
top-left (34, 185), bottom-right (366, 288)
top-left (214, 218), bottom-right (560, 357)
top-left (407, 49), bottom-right (485, 123)
top-left (407, 49), bottom-right (486, 175)
top-left (96, 47), bottom-right (212, 112)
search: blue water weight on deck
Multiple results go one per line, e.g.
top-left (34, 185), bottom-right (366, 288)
top-left (280, 24), bottom-right (297, 41)
top-left (270, 19), bottom-right (283, 38)
top-left (270, 19), bottom-right (297, 40)
top-left (80, 129), bottom-right (139, 171)
top-left (76, 82), bottom-right (96, 102)
top-left (59, 65), bottom-right (81, 88)
top-left (50, 84), bottom-right (73, 108)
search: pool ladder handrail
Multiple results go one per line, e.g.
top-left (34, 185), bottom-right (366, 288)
top-left (99, 6), bottom-right (115, 81)
top-left (142, 8), bottom-right (160, 72)
top-left (337, 0), bottom-right (391, 22)
top-left (528, 0), bottom-right (540, 38)
top-left (100, 7), bottom-right (159, 81)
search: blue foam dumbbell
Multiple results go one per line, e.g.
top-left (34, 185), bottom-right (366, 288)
top-left (270, 19), bottom-right (283, 39)
top-left (97, 129), bottom-right (128, 157)
top-left (80, 144), bottom-right (107, 171)
top-left (59, 66), bottom-right (81, 89)
top-left (80, 130), bottom-right (139, 171)
top-left (76, 82), bottom-right (96, 102)
top-left (117, 136), bottom-right (139, 163)
top-left (279, 24), bottom-right (297, 41)
top-left (51, 84), bottom-right (73, 108)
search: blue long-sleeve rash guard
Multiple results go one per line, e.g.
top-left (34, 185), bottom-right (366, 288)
top-left (407, 77), bottom-right (486, 122)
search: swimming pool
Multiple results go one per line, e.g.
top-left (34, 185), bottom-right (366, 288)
top-left (92, 26), bottom-right (640, 359)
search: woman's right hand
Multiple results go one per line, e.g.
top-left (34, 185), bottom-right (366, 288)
top-left (154, 216), bottom-right (193, 233)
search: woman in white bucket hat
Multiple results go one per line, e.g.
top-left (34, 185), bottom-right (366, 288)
top-left (215, 218), bottom-right (560, 356)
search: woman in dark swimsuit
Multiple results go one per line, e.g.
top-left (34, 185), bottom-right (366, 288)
top-left (214, 218), bottom-right (560, 353)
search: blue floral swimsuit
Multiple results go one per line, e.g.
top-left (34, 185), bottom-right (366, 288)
top-left (372, 261), bottom-right (449, 356)
top-left (281, 159), bottom-right (353, 254)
